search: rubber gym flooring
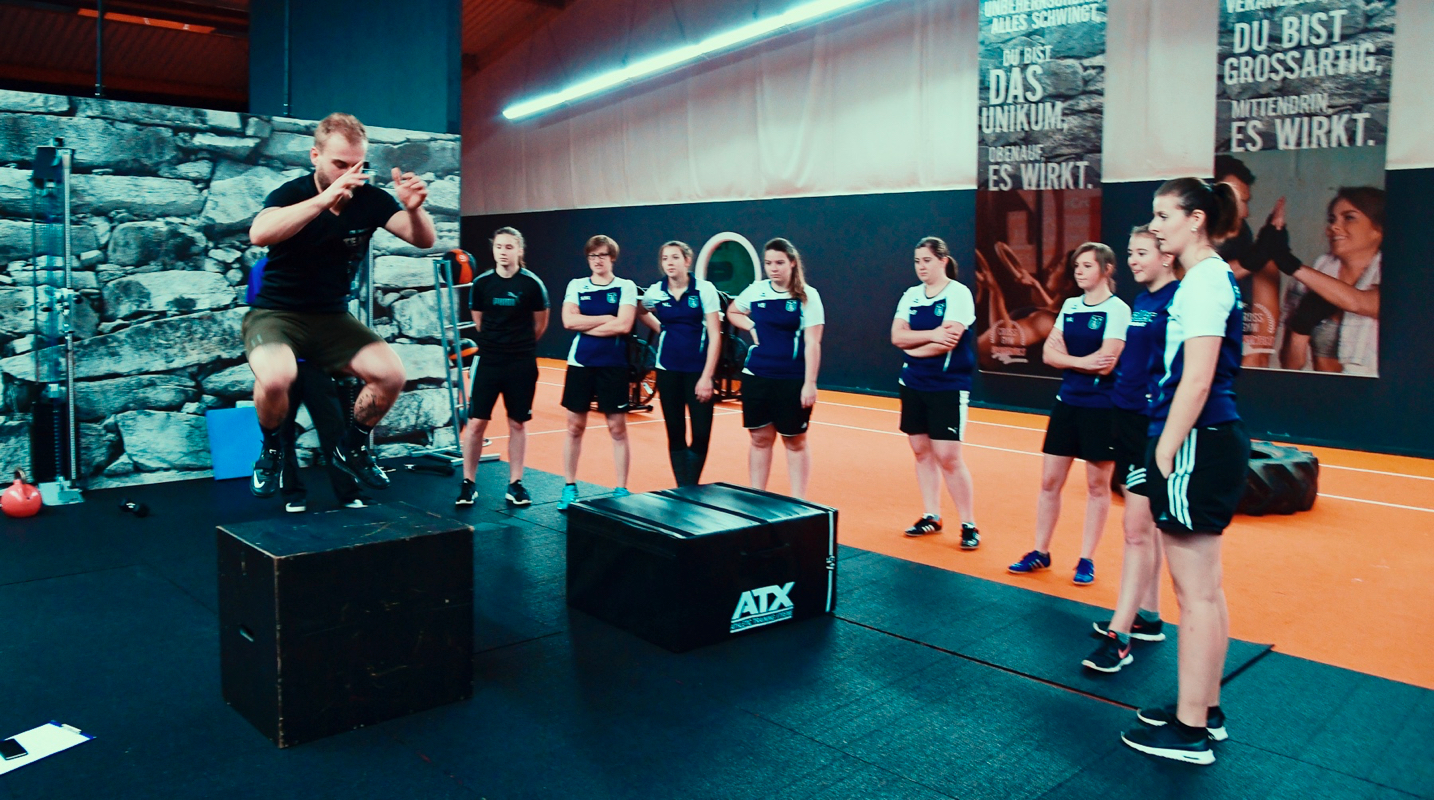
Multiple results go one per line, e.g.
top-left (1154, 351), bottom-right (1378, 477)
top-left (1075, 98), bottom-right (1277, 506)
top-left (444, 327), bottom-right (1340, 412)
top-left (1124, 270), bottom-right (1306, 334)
top-left (0, 363), bottom-right (1428, 798)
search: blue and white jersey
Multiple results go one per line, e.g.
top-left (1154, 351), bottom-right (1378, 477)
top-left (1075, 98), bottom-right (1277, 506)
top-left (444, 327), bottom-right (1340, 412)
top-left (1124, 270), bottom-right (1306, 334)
top-left (641, 278), bottom-right (721, 373)
top-left (1054, 294), bottom-right (1131, 408)
top-left (733, 280), bottom-right (825, 381)
top-left (894, 280), bottom-right (977, 392)
top-left (564, 276), bottom-right (639, 368)
top-left (1112, 281), bottom-right (1178, 414)
top-left (1148, 257), bottom-right (1243, 436)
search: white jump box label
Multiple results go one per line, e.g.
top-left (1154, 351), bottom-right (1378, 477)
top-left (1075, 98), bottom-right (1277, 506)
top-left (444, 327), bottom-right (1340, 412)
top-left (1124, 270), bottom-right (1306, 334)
top-left (731, 582), bottom-right (795, 633)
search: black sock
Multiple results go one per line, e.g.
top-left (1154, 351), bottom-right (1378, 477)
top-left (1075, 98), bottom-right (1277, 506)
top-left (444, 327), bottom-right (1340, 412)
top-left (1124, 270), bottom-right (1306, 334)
top-left (346, 421), bottom-right (374, 449)
top-left (261, 424), bottom-right (282, 449)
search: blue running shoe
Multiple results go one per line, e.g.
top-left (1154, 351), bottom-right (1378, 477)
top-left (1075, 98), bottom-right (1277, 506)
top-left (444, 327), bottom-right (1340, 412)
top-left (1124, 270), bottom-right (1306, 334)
top-left (1008, 550), bottom-right (1051, 574)
top-left (557, 483), bottom-right (578, 511)
top-left (1073, 558), bottom-right (1096, 585)
top-left (612, 487), bottom-right (631, 498)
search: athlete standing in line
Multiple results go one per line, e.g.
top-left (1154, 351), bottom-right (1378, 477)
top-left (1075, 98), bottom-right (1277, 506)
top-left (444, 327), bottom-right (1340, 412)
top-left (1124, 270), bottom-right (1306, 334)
top-left (726, 238), bottom-right (825, 500)
top-left (891, 236), bottom-right (980, 550)
top-left (1008, 243), bottom-right (1130, 586)
top-left (246, 113), bottom-right (434, 496)
top-left (1122, 178), bottom-right (1249, 765)
top-left (557, 235), bottom-right (639, 510)
top-left (635, 241), bottom-right (722, 486)
top-left (455, 228), bottom-right (550, 508)
top-left (1082, 227), bottom-right (1177, 673)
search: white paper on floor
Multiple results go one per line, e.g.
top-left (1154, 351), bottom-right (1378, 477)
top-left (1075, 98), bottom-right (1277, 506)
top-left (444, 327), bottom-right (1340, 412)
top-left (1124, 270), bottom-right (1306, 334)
top-left (0, 722), bottom-right (93, 775)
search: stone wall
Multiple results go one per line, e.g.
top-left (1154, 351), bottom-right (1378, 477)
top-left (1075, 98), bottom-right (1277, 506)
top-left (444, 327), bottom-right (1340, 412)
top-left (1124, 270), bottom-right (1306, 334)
top-left (0, 90), bottom-right (461, 488)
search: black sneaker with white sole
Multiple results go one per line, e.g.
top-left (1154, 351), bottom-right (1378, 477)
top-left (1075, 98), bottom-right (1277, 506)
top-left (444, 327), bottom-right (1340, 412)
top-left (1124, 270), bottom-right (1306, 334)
top-left (251, 445), bottom-right (283, 498)
top-left (905, 515), bottom-right (942, 537)
top-left (506, 481), bottom-right (531, 506)
top-left (1094, 616), bottom-right (1166, 642)
top-left (1136, 704), bottom-right (1228, 741)
top-left (1082, 630), bottom-right (1134, 673)
top-left (1122, 721), bottom-right (1215, 765)
top-left (332, 441), bottom-right (390, 489)
top-left (960, 523), bottom-right (980, 550)
top-left (455, 479), bottom-right (476, 507)
top-left (284, 497), bottom-right (307, 513)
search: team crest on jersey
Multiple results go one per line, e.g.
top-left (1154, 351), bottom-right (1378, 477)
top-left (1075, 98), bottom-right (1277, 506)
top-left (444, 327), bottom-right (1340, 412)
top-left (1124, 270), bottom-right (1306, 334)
top-left (607, 291), bottom-right (617, 303)
top-left (934, 300), bottom-right (946, 317)
top-left (1088, 314), bottom-right (1104, 329)
top-left (688, 295), bottom-right (699, 308)
top-left (785, 299), bottom-right (798, 312)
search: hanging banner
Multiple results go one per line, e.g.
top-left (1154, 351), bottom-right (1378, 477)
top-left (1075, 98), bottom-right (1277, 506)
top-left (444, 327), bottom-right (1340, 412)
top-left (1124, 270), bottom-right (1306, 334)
top-left (1216, 1), bottom-right (1395, 377)
top-left (974, 0), bottom-right (1106, 375)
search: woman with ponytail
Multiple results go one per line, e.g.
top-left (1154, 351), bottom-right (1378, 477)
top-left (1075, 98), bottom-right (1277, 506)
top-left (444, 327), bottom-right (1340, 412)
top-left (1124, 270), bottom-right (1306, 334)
top-left (635, 241), bottom-right (722, 486)
top-left (891, 237), bottom-right (980, 549)
top-left (1122, 178), bottom-right (1249, 766)
top-left (1008, 242), bottom-right (1130, 587)
top-left (726, 238), bottom-right (825, 499)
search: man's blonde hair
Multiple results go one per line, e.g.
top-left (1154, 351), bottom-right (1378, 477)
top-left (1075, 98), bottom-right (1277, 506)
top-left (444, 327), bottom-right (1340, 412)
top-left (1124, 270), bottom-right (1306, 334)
top-left (314, 112), bottom-right (367, 149)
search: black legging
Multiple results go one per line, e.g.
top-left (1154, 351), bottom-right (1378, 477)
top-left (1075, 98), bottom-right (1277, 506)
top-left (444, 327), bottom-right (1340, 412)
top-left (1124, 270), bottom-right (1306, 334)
top-left (655, 369), bottom-right (714, 485)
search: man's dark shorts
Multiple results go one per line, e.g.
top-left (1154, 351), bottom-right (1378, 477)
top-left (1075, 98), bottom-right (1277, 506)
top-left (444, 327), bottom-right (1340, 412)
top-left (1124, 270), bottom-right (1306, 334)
top-left (242, 309), bottom-right (382, 375)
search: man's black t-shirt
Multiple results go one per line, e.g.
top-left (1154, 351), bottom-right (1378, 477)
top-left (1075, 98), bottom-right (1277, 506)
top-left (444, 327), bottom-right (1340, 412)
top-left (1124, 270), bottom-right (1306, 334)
top-left (469, 268), bottom-right (550, 355)
top-left (254, 172), bottom-right (401, 313)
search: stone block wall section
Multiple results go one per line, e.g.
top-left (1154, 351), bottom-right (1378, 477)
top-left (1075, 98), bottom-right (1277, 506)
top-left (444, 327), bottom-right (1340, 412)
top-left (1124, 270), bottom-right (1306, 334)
top-left (0, 90), bottom-right (462, 489)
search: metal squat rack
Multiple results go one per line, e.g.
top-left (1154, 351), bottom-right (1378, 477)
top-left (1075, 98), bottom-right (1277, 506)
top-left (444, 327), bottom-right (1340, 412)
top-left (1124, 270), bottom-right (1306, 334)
top-left (417, 251), bottom-right (496, 466)
top-left (29, 140), bottom-right (84, 505)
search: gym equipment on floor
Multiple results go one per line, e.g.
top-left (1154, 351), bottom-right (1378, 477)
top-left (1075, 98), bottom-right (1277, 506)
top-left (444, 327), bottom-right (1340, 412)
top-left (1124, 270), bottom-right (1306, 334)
top-left (566, 483), bottom-right (837, 652)
top-left (1239, 441), bottom-right (1319, 516)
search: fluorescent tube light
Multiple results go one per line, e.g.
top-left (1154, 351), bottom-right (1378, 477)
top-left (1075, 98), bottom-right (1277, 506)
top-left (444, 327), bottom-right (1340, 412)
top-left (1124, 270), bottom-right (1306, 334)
top-left (502, 0), bottom-right (883, 121)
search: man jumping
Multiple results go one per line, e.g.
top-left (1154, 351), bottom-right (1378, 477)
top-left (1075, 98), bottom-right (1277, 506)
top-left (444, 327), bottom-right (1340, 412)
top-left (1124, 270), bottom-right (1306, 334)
top-left (244, 112), bottom-right (435, 496)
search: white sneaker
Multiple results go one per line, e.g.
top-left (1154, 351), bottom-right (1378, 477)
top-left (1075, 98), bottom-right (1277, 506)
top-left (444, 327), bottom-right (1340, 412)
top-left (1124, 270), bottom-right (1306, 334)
top-left (344, 497), bottom-right (372, 509)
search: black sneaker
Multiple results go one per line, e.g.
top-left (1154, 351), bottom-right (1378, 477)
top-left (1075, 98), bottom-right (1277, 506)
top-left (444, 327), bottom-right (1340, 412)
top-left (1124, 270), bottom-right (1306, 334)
top-left (505, 481), bottom-right (531, 506)
top-left (455, 479), bottom-right (476, 507)
top-left (332, 441), bottom-right (390, 489)
top-left (284, 496), bottom-right (307, 513)
top-left (960, 523), bottom-right (980, 550)
top-left (905, 515), bottom-right (942, 537)
top-left (1122, 721), bottom-right (1215, 765)
top-left (1094, 616), bottom-right (1167, 642)
top-left (1082, 630), bottom-right (1134, 673)
top-left (251, 445), bottom-right (283, 498)
top-left (1136, 705), bottom-right (1228, 741)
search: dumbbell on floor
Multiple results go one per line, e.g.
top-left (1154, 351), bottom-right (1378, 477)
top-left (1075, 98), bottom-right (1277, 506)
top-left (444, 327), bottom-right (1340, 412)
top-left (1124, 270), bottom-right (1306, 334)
top-left (119, 498), bottom-right (150, 518)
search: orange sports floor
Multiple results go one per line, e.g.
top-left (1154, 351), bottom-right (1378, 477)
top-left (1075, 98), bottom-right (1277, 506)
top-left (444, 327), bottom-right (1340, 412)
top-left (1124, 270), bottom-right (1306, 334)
top-left (477, 359), bottom-right (1434, 690)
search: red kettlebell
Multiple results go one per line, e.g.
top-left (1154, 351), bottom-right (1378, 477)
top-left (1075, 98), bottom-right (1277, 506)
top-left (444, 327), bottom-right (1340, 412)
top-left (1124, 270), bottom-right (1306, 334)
top-left (2, 470), bottom-right (42, 518)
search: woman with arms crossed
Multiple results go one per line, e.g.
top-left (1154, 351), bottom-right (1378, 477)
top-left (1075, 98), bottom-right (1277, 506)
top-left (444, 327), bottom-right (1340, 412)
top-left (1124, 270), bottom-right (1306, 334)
top-left (891, 237), bottom-right (980, 550)
top-left (726, 238), bottom-right (824, 500)
top-left (557, 235), bottom-right (638, 510)
top-left (1123, 178), bottom-right (1249, 765)
top-left (636, 241), bottom-right (722, 486)
top-left (1082, 227), bottom-right (1177, 673)
top-left (1008, 243), bottom-right (1130, 586)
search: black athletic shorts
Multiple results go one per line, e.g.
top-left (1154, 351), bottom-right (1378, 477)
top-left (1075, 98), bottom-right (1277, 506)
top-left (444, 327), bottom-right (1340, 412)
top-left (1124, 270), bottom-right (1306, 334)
top-left (468, 353), bottom-right (539, 423)
top-left (561, 365), bottom-right (629, 415)
top-left (242, 308), bottom-right (383, 375)
top-left (899, 385), bottom-right (969, 441)
top-left (742, 374), bottom-right (811, 437)
top-left (1144, 421), bottom-right (1251, 535)
top-left (1113, 407), bottom-right (1151, 493)
top-left (1041, 399), bottom-right (1115, 462)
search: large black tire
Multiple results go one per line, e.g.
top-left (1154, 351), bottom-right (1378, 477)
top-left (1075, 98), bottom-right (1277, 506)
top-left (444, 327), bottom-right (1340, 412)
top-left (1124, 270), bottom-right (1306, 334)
top-left (1239, 441), bottom-right (1318, 516)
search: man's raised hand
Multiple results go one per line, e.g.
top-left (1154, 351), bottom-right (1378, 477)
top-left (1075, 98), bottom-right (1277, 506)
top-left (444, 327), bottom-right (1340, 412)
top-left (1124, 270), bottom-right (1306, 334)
top-left (392, 167), bottom-right (428, 212)
top-left (323, 161), bottom-right (369, 212)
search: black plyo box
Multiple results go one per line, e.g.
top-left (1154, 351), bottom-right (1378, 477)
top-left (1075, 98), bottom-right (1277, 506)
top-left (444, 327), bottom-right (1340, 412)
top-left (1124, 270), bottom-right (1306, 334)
top-left (566, 482), bottom-right (837, 652)
top-left (217, 502), bottom-right (474, 747)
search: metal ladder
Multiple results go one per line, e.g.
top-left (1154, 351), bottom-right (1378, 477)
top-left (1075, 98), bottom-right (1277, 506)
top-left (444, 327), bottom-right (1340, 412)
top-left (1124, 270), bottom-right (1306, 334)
top-left (421, 251), bottom-right (496, 466)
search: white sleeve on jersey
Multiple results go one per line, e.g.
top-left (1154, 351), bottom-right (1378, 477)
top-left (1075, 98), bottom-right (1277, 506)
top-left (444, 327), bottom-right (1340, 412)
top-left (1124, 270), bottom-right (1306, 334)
top-left (945, 282), bottom-right (977, 328)
top-left (1055, 297), bottom-right (1077, 334)
top-left (800, 285), bottom-right (826, 329)
top-left (563, 279), bottom-right (582, 306)
top-left (618, 278), bottom-right (638, 307)
top-left (1175, 267), bottom-right (1236, 340)
top-left (698, 281), bottom-right (721, 313)
top-left (731, 281), bottom-right (760, 314)
top-left (893, 286), bottom-right (917, 321)
top-left (1103, 297), bottom-right (1132, 341)
top-left (640, 282), bottom-right (663, 309)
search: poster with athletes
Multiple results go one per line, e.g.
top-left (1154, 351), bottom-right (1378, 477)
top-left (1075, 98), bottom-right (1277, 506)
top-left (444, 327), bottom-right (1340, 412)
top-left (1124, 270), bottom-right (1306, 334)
top-left (975, 0), bottom-right (1106, 376)
top-left (1216, 0), bottom-right (1395, 377)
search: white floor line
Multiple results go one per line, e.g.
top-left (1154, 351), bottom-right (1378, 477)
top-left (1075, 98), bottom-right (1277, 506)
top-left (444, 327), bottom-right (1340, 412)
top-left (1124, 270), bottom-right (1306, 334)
top-left (1319, 494), bottom-right (1434, 514)
top-left (1320, 464), bottom-right (1434, 481)
top-left (817, 400), bottom-right (1046, 432)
